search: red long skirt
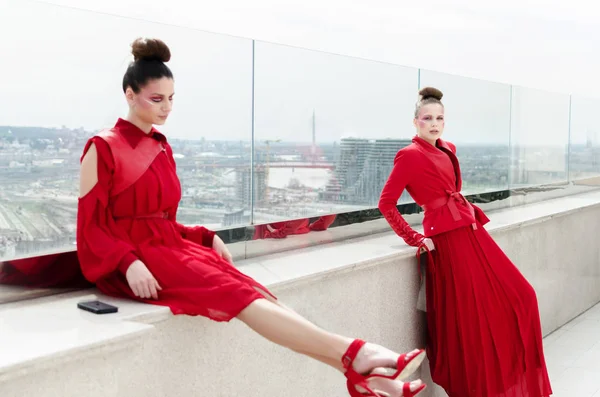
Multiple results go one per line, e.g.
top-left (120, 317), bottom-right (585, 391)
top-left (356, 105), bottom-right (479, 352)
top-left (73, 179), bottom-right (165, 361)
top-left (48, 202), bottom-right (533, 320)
top-left (426, 224), bottom-right (552, 397)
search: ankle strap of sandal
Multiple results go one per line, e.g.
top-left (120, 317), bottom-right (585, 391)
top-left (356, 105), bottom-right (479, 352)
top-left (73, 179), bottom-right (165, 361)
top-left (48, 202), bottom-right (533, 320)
top-left (342, 339), bottom-right (366, 371)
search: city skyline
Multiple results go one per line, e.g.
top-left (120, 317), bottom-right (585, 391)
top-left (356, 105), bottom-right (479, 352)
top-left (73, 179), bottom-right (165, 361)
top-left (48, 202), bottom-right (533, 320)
top-left (1, 123), bottom-right (592, 147)
top-left (1, 120), bottom-right (599, 262)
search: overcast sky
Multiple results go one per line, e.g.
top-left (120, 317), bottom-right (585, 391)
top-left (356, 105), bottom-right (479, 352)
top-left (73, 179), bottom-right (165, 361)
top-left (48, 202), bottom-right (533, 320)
top-left (1, 0), bottom-right (598, 145)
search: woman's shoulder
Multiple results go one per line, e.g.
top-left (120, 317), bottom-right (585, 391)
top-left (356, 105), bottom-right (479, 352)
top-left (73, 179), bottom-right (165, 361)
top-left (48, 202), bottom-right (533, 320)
top-left (438, 139), bottom-right (456, 154)
top-left (394, 143), bottom-right (423, 162)
top-left (446, 141), bottom-right (456, 153)
top-left (80, 134), bottom-right (114, 168)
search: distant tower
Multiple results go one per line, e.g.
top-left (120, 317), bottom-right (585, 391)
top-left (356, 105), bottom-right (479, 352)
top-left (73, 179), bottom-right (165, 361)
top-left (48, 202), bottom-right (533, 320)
top-left (586, 128), bottom-right (597, 149)
top-left (311, 109), bottom-right (317, 162)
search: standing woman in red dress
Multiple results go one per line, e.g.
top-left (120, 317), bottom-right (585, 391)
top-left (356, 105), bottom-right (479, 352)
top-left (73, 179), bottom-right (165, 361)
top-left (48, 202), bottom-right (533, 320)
top-left (76, 37), bottom-right (428, 397)
top-left (379, 87), bottom-right (553, 397)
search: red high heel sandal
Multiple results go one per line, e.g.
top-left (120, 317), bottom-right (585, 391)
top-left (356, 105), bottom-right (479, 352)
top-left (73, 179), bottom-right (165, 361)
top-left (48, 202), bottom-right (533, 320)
top-left (342, 339), bottom-right (427, 396)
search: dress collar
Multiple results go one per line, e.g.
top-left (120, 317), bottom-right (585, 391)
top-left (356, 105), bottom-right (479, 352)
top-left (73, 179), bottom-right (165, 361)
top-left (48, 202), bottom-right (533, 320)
top-left (113, 118), bottom-right (166, 148)
top-left (412, 135), bottom-right (452, 153)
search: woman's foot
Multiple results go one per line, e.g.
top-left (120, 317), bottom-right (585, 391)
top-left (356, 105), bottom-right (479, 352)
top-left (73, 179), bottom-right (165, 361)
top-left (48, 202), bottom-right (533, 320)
top-left (342, 340), bottom-right (426, 396)
top-left (356, 371), bottom-right (425, 397)
top-left (351, 342), bottom-right (423, 376)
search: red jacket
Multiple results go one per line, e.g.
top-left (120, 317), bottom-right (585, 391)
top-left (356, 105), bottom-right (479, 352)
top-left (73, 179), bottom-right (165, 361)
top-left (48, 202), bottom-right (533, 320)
top-left (378, 136), bottom-right (489, 247)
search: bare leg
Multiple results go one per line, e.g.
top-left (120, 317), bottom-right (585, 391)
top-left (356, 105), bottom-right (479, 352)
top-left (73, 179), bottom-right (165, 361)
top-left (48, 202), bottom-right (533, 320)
top-left (254, 288), bottom-right (422, 373)
top-left (257, 294), bottom-right (345, 370)
top-left (272, 298), bottom-right (420, 374)
top-left (294, 350), bottom-right (345, 371)
top-left (237, 298), bottom-right (424, 395)
top-left (237, 298), bottom-right (353, 364)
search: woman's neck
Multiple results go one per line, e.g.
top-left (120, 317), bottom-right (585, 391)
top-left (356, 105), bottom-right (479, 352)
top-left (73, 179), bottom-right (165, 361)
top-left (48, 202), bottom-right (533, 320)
top-left (418, 135), bottom-right (437, 146)
top-left (126, 113), bottom-right (153, 135)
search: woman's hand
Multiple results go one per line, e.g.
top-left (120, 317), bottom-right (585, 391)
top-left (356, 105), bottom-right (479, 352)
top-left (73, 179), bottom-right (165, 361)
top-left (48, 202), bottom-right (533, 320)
top-left (212, 235), bottom-right (233, 263)
top-left (421, 238), bottom-right (436, 252)
top-left (125, 260), bottom-right (162, 299)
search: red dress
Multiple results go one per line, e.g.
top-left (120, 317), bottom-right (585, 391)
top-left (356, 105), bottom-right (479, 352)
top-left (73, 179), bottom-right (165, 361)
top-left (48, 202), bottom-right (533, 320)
top-left (76, 119), bottom-right (275, 321)
top-left (379, 136), bottom-right (552, 397)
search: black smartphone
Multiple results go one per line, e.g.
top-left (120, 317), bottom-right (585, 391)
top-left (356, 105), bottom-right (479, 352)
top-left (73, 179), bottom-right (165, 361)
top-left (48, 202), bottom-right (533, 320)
top-left (77, 300), bottom-right (119, 315)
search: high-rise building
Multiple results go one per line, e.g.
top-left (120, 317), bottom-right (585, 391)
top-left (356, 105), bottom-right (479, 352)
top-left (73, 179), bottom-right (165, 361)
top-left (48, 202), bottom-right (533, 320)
top-left (323, 138), bottom-right (412, 205)
top-left (236, 166), bottom-right (267, 208)
top-left (358, 139), bottom-right (412, 205)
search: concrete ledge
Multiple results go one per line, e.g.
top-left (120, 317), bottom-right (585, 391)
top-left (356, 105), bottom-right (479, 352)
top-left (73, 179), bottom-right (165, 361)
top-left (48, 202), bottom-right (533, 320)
top-left (1, 190), bottom-right (600, 396)
top-left (0, 293), bottom-right (154, 383)
top-left (0, 285), bottom-right (80, 305)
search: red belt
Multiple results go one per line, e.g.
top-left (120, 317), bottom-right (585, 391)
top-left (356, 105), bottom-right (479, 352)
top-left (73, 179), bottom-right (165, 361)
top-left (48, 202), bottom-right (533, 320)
top-left (114, 212), bottom-right (169, 220)
top-left (422, 190), bottom-right (476, 226)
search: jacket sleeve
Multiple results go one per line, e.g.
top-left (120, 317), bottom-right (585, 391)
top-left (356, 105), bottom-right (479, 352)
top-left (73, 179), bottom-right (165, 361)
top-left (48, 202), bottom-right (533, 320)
top-left (163, 142), bottom-right (216, 248)
top-left (378, 150), bottom-right (425, 247)
top-left (76, 138), bottom-right (140, 282)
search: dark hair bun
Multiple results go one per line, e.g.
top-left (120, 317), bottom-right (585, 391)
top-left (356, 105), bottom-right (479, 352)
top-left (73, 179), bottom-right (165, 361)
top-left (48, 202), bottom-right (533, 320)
top-left (419, 87), bottom-right (443, 101)
top-left (131, 38), bottom-right (171, 63)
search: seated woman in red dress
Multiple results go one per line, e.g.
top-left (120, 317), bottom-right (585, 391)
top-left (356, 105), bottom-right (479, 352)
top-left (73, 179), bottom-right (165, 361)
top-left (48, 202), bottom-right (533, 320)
top-left (75, 37), bottom-right (427, 397)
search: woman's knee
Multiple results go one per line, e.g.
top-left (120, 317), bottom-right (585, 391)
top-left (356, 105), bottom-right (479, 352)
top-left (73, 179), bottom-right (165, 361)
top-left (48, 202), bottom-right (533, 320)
top-left (253, 286), bottom-right (279, 304)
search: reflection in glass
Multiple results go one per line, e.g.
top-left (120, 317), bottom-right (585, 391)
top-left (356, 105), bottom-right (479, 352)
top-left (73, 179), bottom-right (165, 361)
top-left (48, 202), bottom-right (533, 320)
top-left (419, 70), bottom-right (511, 194)
top-left (569, 95), bottom-right (600, 181)
top-left (0, 252), bottom-right (90, 289)
top-left (509, 87), bottom-right (570, 187)
top-left (252, 41), bottom-right (419, 224)
top-left (253, 215), bottom-right (337, 240)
